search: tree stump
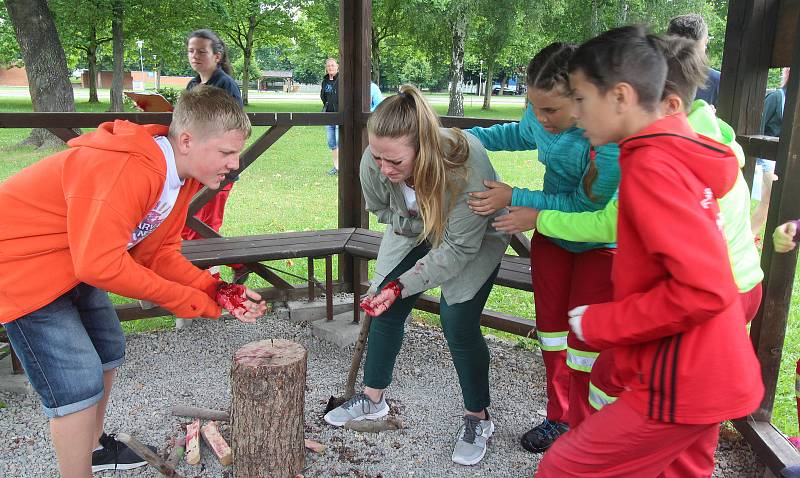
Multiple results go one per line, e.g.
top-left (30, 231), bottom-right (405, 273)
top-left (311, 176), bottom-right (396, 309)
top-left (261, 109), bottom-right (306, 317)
top-left (231, 339), bottom-right (307, 478)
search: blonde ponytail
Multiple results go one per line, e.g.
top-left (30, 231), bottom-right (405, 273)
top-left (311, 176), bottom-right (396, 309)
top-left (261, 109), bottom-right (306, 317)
top-left (367, 84), bottom-right (469, 246)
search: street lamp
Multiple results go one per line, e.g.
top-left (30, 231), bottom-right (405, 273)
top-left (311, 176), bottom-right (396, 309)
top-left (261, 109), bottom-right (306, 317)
top-left (136, 39), bottom-right (144, 90)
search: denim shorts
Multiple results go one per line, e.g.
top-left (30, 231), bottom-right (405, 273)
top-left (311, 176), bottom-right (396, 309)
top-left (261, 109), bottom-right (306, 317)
top-left (3, 283), bottom-right (125, 418)
top-left (325, 124), bottom-right (339, 150)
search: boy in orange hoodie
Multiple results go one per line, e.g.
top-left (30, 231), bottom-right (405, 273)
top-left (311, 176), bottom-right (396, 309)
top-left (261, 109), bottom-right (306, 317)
top-left (535, 26), bottom-right (764, 477)
top-left (0, 85), bottom-right (267, 477)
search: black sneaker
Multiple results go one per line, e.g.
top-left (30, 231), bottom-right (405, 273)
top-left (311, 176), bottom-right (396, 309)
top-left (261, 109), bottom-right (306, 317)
top-left (520, 418), bottom-right (569, 453)
top-left (91, 432), bottom-right (154, 472)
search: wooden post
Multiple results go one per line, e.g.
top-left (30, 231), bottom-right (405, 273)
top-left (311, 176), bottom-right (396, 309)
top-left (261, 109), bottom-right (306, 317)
top-left (717, 0), bottom-right (778, 190)
top-left (231, 339), bottom-right (307, 478)
top-left (338, 0), bottom-right (371, 288)
top-left (749, 23), bottom-right (800, 421)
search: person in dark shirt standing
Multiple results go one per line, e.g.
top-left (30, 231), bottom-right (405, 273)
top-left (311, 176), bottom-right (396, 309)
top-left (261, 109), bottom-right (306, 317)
top-left (668, 14), bottom-right (720, 106)
top-left (182, 29), bottom-right (249, 283)
top-left (186, 29), bottom-right (243, 106)
top-left (321, 58), bottom-right (340, 175)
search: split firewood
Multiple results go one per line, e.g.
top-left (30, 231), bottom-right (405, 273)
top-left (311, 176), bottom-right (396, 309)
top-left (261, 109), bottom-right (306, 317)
top-left (304, 438), bottom-right (327, 454)
top-left (165, 437), bottom-right (185, 469)
top-left (185, 419), bottom-right (201, 465)
top-left (171, 405), bottom-right (230, 422)
top-left (201, 421), bottom-right (233, 466)
top-left (116, 433), bottom-right (184, 478)
top-left (343, 416), bottom-right (405, 433)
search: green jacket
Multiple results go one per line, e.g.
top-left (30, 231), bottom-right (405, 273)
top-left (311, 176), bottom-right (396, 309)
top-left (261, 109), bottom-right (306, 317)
top-left (360, 128), bottom-right (510, 304)
top-left (536, 101), bottom-right (763, 292)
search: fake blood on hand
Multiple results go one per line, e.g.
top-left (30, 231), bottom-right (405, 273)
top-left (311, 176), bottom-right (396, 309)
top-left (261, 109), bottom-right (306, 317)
top-left (216, 283), bottom-right (248, 316)
top-left (359, 280), bottom-right (402, 317)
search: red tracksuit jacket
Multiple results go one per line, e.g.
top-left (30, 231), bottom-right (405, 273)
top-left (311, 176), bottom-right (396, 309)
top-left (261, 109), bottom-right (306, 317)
top-left (581, 114), bottom-right (764, 424)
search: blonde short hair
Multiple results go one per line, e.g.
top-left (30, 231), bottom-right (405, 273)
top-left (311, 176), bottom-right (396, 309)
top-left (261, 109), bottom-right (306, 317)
top-left (169, 85), bottom-right (251, 140)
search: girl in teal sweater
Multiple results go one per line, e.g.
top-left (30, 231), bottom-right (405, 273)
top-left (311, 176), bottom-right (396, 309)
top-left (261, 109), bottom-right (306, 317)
top-left (467, 43), bottom-right (620, 452)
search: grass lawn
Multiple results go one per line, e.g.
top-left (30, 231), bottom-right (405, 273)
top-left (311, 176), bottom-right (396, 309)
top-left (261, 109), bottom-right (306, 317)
top-left (0, 95), bottom-right (797, 437)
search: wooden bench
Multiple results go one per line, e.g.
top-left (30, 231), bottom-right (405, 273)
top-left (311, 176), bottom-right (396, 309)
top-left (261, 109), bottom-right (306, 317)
top-left (115, 227), bottom-right (535, 337)
top-left (115, 229), bottom-right (357, 322)
top-left (345, 228), bottom-right (533, 292)
top-left (182, 229), bottom-right (353, 267)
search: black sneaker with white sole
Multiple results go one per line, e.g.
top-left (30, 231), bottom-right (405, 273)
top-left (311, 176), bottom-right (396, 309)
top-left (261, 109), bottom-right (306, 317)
top-left (91, 432), bottom-right (155, 472)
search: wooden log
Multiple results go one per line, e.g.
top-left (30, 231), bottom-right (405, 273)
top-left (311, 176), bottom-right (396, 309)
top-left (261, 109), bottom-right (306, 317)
top-left (185, 419), bottom-right (201, 465)
top-left (231, 339), bottom-right (307, 478)
top-left (116, 433), bottom-right (184, 478)
top-left (201, 421), bottom-right (233, 465)
top-left (171, 405), bottom-right (230, 422)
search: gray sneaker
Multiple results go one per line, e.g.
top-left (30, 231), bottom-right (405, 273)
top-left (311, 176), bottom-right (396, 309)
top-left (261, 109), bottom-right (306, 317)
top-left (324, 392), bottom-right (389, 426)
top-left (452, 414), bottom-right (495, 466)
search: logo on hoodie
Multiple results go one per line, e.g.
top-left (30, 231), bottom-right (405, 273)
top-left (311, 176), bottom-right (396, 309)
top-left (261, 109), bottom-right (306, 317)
top-left (127, 201), bottom-right (173, 249)
top-left (700, 187), bottom-right (725, 232)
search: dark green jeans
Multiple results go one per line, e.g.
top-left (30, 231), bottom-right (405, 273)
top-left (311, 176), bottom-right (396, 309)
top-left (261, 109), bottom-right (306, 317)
top-left (363, 243), bottom-right (499, 412)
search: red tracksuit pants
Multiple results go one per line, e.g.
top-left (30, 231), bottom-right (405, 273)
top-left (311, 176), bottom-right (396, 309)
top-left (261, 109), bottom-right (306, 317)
top-left (535, 398), bottom-right (720, 477)
top-left (531, 232), bottom-right (615, 428)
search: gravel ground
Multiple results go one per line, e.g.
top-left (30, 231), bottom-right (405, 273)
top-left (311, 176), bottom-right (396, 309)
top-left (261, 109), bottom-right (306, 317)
top-left (0, 308), bottom-right (764, 477)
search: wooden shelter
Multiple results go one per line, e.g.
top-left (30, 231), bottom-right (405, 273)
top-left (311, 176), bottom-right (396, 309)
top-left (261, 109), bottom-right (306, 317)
top-left (0, 0), bottom-right (798, 473)
top-left (258, 70), bottom-right (294, 92)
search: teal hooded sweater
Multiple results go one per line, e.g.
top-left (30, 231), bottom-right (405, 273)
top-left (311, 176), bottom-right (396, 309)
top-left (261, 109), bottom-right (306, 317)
top-left (468, 103), bottom-right (620, 253)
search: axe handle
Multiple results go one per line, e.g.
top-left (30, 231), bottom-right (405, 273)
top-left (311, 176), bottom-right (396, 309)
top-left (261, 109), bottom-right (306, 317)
top-left (344, 314), bottom-right (372, 397)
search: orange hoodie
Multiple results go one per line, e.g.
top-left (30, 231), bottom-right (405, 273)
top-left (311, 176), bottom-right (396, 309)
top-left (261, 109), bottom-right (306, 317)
top-left (0, 120), bottom-right (222, 323)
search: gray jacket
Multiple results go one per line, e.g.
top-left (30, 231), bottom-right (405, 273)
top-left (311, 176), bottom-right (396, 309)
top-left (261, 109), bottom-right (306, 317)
top-left (360, 128), bottom-right (510, 304)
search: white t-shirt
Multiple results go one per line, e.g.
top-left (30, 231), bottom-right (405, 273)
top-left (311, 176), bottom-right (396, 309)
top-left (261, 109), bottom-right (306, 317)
top-left (401, 182), bottom-right (418, 215)
top-left (127, 136), bottom-right (184, 249)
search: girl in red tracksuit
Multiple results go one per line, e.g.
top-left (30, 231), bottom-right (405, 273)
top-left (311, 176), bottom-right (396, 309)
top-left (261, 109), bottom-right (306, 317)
top-left (536, 26), bottom-right (763, 477)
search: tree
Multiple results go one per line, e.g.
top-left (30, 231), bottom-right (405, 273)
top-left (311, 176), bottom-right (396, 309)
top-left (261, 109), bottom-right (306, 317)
top-left (5, 0), bottom-right (75, 148)
top-left (289, 0), bottom-right (337, 84)
top-left (370, 0), bottom-right (423, 84)
top-left (446, 0), bottom-right (469, 116)
top-left (470, 0), bottom-right (519, 110)
top-left (50, 0), bottom-right (114, 103)
top-left (109, 0), bottom-right (123, 111)
top-left (216, 0), bottom-right (296, 105)
top-left (0, 5), bottom-right (20, 67)
top-left (125, 0), bottom-right (219, 76)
